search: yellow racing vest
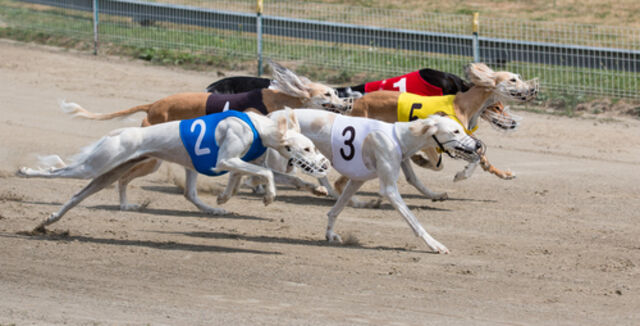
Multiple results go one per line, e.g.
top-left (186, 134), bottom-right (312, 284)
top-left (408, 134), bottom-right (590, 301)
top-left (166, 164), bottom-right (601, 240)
top-left (396, 93), bottom-right (477, 135)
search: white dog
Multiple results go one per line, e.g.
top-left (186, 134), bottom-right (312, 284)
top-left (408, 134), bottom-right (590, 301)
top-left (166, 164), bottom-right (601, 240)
top-left (268, 109), bottom-right (483, 253)
top-left (18, 109), bottom-right (329, 232)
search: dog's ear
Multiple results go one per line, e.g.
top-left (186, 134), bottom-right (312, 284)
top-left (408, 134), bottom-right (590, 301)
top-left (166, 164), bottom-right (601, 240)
top-left (276, 115), bottom-right (288, 141)
top-left (285, 107), bottom-right (301, 132)
top-left (410, 118), bottom-right (438, 136)
top-left (465, 63), bottom-right (496, 88)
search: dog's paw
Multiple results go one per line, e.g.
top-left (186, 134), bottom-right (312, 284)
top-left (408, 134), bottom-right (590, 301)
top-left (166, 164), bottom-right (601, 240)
top-left (120, 203), bottom-right (141, 211)
top-left (422, 237), bottom-right (449, 254)
top-left (263, 193), bottom-right (275, 206)
top-left (217, 194), bottom-right (231, 205)
top-left (312, 185), bottom-right (329, 197)
top-left (453, 171), bottom-right (469, 182)
top-left (325, 231), bottom-right (343, 243)
top-left (429, 192), bottom-right (448, 201)
top-left (502, 171), bottom-right (516, 180)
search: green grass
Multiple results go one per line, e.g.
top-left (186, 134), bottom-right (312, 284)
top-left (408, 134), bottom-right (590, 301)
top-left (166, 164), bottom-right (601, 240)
top-left (0, 0), bottom-right (638, 113)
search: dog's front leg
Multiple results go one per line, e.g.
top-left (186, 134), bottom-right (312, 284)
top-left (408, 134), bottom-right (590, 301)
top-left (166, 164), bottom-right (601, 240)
top-left (217, 171), bottom-right (244, 205)
top-left (454, 160), bottom-right (480, 182)
top-left (216, 157), bottom-right (276, 205)
top-left (325, 179), bottom-right (365, 243)
top-left (400, 160), bottom-right (448, 201)
top-left (184, 169), bottom-right (228, 215)
top-left (378, 173), bottom-right (449, 254)
top-left (374, 145), bottom-right (449, 254)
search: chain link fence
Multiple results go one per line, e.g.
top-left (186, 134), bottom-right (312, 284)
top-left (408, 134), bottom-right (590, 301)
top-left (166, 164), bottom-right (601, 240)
top-left (1, 0), bottom-right (638, 99)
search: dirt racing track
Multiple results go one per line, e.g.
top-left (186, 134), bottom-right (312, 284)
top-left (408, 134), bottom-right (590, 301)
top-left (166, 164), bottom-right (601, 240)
top-left (1, 40), bottom-right (639, 325)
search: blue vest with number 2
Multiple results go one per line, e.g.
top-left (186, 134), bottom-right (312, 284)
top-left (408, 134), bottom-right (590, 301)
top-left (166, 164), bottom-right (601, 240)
top-left (179, 111), bottom-right (267, 176)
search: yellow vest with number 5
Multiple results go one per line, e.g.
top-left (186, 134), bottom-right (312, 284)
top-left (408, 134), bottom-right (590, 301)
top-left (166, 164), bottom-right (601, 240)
top-left (396, 93), bottom-right (477, 135)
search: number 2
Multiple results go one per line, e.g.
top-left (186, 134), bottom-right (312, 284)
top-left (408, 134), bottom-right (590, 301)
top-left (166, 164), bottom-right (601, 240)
top-left (190, 119), bottom-right (211, 156)
top-left (340, 126), bottom-right (356, 161)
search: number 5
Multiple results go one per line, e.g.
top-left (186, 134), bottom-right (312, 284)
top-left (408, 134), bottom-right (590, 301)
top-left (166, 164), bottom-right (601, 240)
top-left (190, 119), bottom-right (211, 156)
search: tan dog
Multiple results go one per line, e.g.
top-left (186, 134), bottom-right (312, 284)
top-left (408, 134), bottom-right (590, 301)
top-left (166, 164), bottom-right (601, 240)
top-left (332, 63), bottom-right (538, 197)
top-left (62, 61), bottom-right (343, 210)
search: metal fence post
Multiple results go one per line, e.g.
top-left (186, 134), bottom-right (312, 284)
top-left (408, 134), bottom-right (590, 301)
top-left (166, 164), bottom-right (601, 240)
top-left (92, 0), bottom-right (98, 55)
top-left (472, 12), bottom-right (479, 62)
top-left (256, 0), bottom-right (263, 76)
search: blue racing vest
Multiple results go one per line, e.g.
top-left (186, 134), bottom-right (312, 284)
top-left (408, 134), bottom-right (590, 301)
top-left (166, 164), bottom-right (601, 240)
top-left (179, 111), bottom-right (267, 176)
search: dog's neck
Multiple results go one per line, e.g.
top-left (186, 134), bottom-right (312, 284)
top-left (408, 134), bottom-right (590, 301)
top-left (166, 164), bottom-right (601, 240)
top-left (393, 122), bottom-right (437, 158)
top-left (246, 112), bottom-right (286, 149)
top-left (261, 89), bottom-right (306, 112)
top-left (453, 86), bottom-right (494, 130)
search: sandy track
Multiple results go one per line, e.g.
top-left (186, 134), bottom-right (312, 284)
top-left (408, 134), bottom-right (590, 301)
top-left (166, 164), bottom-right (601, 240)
top-left (1, 39), bottom-right (639, 325)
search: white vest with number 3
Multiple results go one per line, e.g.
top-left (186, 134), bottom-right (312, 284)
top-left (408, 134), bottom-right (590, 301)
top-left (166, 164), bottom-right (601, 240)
top-left (331, 115), bottom-right (402, 181)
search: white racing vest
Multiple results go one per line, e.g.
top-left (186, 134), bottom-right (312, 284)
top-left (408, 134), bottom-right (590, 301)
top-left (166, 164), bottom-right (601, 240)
top-left (331, 115), bottom-right (402, 181)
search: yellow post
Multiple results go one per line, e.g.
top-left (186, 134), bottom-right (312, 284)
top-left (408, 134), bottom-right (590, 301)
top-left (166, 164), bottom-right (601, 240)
top-left (472, 12), bottom-right (479, 34)
top-left (257, 0), bottom-right (263, 14)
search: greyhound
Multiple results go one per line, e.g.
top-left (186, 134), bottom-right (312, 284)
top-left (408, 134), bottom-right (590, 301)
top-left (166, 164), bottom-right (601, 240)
top-left (18, 109), bottom-right (329, 232)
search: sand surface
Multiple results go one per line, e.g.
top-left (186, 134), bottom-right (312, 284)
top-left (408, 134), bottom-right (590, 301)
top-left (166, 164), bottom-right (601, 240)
top-left (1, 39), bottom-right (639, 325)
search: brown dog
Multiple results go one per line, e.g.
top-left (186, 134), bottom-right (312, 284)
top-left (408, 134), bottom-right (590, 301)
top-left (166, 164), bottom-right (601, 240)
top-left (63, 61), bottom-right (344, 210)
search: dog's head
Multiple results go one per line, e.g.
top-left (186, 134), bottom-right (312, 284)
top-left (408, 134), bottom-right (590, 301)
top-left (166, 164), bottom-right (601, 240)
top-left (412, 114), bottom-right (484, 162)
top-left (480, 102), bottom-right (522, 132)
top-left (270, 108), bottom-right (330, 177)
top-left (465, 63), bottom-right (538, 103)
top-left (268, 60), bottom-right (345, 112)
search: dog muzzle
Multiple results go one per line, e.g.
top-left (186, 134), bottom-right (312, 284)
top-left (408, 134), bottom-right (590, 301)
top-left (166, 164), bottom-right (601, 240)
top-left (288, 152), bottom-right (330, 178)
top-left (433, 135), bottom-right (482, 162)
top-left (482, 106), bottom-right (522, 132)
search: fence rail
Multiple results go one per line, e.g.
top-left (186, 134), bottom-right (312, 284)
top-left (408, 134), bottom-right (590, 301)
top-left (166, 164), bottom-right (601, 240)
top-left (3, 0), bottom-right (639, 99)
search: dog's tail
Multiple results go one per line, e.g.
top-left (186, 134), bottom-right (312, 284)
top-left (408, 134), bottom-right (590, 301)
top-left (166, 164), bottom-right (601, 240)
top-left (60, 100), bottom-right (151, 121)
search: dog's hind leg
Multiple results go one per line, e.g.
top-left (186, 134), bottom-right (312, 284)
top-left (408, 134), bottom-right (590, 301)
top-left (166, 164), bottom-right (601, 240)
top-left (184, 169), bottom-right (228, 215)
top-left (117, 158), bottom-right (163, 210)
top-left (33, 158), bottom-right (149, 232)
top-left (331, 175), bottom-right (382, 208)
top-left (325, 179), bottom-right (365, 243)
top-left (400, 160), bottom-right (448, 201)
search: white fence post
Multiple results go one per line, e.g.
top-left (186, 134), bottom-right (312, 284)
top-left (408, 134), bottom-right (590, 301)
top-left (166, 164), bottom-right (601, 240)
top-left (472, 12), bottom-right (479, 62)
top-left (256, 0), bottom-right (263, 76)
top-left (92, 0), bottom-right (99, 55)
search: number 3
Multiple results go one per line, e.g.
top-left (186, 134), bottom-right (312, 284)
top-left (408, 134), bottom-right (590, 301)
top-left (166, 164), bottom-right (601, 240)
top-left (340, 126), bottom-right (356, 161)
top-left (190, 119), bottom-right (211, 156)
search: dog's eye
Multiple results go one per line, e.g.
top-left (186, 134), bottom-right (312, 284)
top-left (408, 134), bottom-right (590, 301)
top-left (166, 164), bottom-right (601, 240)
top-left (285, 145), bottom-right (291, 152)
top-left (510, 78), bottom-right (517, 82)
top-left (454, 130), bottom-right (460, 134)
top-left (304, 147), bottom-right (311, 152)
top-left (325, 92), bottom-right (331, 97)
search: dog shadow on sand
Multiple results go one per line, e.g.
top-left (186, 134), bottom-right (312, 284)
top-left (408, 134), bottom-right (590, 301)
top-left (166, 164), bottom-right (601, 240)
top-left (4, 230), bottom-right (281, 255)
top-left (160, 230), bottom-right (437, 253)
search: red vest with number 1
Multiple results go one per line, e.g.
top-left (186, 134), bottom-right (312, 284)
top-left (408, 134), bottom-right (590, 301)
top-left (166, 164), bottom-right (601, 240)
top-left (364, 70), bottom-right (444, 96)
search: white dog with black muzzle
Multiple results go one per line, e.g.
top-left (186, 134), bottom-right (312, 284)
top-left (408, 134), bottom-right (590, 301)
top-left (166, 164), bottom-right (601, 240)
top-left (18, 109), bottom-right (329, 232)
top-left (269, 109), bottom-right (483, 254)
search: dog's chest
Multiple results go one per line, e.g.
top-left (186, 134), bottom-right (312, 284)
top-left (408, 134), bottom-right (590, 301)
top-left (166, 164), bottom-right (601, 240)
top-left (179, 111), bottom-right (266, 176)
top-left (205, 89), bottom-right (268, 115)
top-left (330, 115), bottom-right (401, 181)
